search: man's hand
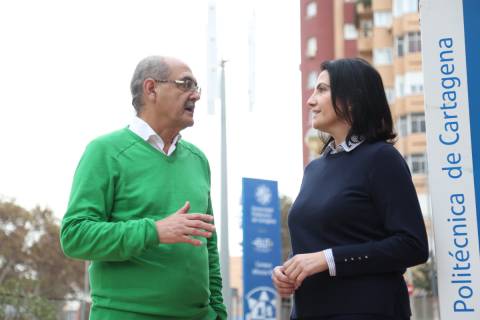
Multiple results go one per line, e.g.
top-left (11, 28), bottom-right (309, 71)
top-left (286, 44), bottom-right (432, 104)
top-left (271, 266), bottom-right (296, 298)
top-left (155, 201), bottom-right (215, 246)
top-left (283, 251), bottom-right (328, 289)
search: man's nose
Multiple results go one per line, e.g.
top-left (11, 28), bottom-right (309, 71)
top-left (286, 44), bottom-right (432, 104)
top-left (189, 91), bottom-right (201, 101)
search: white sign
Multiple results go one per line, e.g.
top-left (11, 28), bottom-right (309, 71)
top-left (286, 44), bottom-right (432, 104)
top-left (420, 0), bottom-right (480, 318)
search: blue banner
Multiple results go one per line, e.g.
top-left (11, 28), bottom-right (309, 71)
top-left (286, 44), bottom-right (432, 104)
top-left (242, 178), bottom-right (282, 320)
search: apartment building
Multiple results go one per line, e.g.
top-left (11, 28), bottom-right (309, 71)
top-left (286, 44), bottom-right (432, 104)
top-left (301, 0), bottom-right (428, 211)
top-left (300, 0), bottom-right (358, 165)
top-left (301, 0), bottom-right (433, 249)
top-left (368, 0), bottom-right (429, 213)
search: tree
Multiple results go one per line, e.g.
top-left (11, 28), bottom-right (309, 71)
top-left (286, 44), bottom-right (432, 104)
top-left (0, 199), bottom-right (84, 319)
top-left (411, 253), bottom-right (435, 295)
top-left (279, 195), bottom-right (293, 262)
top-left (278, 196), bottom-right (293, 320)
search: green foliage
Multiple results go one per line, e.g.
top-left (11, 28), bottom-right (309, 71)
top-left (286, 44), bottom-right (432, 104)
top-left (357, 0), bottom-right (372, 7)
top-left (0, 279), bottom-right (56, 320)
top-left (0, 199), bottom-right (84, 318)
top-left (411, 257), bottom-right (434, 294)
top-left (279, 195), bottom-right (293, 262)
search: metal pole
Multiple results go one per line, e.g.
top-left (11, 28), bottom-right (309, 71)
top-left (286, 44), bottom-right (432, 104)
top-left (80, 261), bottom-right (89, 320)
top-left (248, 10), bottom-right (256, 112)
top-left (219, 59), bottom-right (232, 318)
top-left (206, 0), bottom-right (218, 115)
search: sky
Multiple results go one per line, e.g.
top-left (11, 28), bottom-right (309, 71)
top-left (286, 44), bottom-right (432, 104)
top-left (0, 0), bottom-right (303, 255)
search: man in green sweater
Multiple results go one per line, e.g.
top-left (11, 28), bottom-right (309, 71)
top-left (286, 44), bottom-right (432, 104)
top-left (60, 56), bottom-right (227, 320)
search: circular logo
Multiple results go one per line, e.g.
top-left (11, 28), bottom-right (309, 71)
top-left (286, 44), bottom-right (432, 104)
top-left (245, 286), bottom-right (277, 320)
top-left (255, 185), bottom-right (272, 206)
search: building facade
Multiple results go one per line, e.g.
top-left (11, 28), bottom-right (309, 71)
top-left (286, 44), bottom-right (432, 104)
top-left (367, 0), bottom-right (429, 216)
top-left (300, 0), bottom-right (358, 165)
top-left (301, 0), bottom-right (428, 209)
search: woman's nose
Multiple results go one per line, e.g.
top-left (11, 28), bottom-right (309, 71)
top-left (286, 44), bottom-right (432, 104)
top-left (306, 93), bottom-right (316, 107)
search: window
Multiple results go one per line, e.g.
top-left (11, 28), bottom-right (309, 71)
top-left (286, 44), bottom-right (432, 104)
top-left (396, 72), bottom-right (423, 98)
top-left (404, 0), bottom-right (419, 14)
top-left (408, 153), bottom-right (427, 175)
top-left (344, 23), bottom-right (358, 40)
top-left (404, 71), bottom-right (423, 95)
top-left (393, 0), bottom-right (418, 17)
top-left (397, 112), bottom-right (426, 137)
top-left (408, 31), bottom-right (422, 53)
top-left (395, 36), bottom-right (405, 57)
top-left (306, 37), bottom-right (317, 58)
top-left (396, 33), bottom-right (421, 56)
top-left (374, 11), bottom-right (392, 28)
top-left (374, 48), bottom-right (393, 65)
top-left (308, 111), bottom-right (314, 126)
top-left (307, 71), bottom-right (318, 89)
top-left (393, 0), bottom-right (403, 17)
top-left (360, 19), bottom-right (373, 37)
top-left (395, 75), bottom-right (405, 98)
top-left (306, 1), bottom-right (317, 18)
top-left (397, 115), bottom-right (408, 137)
top-left (411, 112), bottom-right (426, 133)
top-left (410, 83), bottom-right (423, 95)
top-left (385, 87), bottom-right (395, 104)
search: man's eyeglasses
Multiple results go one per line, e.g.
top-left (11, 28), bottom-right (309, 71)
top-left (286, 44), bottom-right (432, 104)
top-left (155, 78), bottom-right (201, 95)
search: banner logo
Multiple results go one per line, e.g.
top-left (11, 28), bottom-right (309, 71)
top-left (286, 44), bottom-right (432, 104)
top-left (245, 286), bottom-right (277, 320)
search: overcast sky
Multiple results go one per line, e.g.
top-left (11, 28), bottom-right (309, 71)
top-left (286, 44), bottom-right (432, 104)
top-left (0, 0), bottom-right (303, 255)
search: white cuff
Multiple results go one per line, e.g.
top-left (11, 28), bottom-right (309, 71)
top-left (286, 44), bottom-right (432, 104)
top-left (323, 248), bottom-right (336, 277)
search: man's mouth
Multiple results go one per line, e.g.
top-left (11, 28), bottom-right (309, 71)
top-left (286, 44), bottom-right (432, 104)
top-left (184, 104), bottom-right (195, 113)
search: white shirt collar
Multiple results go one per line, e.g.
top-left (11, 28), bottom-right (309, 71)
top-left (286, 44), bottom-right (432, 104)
top-left (128, 117), bottom-right (181, 156)
top-left (324, 135), bottom-right (364, 155)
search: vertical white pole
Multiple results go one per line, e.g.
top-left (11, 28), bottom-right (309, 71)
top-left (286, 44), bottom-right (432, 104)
top-left (248, 10), bottom-right (256, 112)
top-left (207, 0), bottom-right (218, 115)
top-left (80, 261), bottom-right (89, 320)
top-left (220, 59), bottom-right (231, 318)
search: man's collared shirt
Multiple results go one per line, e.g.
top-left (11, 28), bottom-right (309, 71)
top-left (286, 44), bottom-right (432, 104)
top-left (128, 117), bottom-right (181, 156)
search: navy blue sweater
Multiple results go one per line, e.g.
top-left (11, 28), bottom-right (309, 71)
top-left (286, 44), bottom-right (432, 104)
top-left (288, 141), bottom-right (428, 319)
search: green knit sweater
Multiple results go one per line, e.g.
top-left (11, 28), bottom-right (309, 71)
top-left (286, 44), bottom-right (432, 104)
top-left (60, 128), bottom-right (226, 320)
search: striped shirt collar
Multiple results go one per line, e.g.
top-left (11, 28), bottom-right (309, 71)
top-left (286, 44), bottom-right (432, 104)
top-left (323, 135), bottom-right (364, 155)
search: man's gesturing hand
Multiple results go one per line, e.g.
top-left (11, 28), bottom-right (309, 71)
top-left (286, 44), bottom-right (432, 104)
top-left (155, 201), bottom-right (215, 246)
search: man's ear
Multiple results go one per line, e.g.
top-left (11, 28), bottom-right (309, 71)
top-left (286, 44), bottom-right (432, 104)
top-left (143, 78), bottom-right (157, 100)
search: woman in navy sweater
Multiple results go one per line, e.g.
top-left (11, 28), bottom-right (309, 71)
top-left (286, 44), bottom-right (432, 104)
top-left (272, 58), bottom-right (429, 320)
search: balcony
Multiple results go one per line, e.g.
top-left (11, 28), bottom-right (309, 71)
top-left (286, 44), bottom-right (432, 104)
top-left (356, 1), bottom-right (373, 17)
top-left (397, 133), bottom-right (426, 155)
top-left (412, 175), bottom-right (428, 194)
top-left (358, 34), bottom-right (373, 52)
top-left (393, 12), bottom-right (420, 36)
top-left (377, 65), bottom-right (394, 87)
top-left (372, 0), bottom-right (392, 11)
top-left (392, 94), bottom-right (424, 118)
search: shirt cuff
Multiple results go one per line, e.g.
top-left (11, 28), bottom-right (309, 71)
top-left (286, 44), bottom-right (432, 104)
top-left (323, 248), bottom-right (336, 276)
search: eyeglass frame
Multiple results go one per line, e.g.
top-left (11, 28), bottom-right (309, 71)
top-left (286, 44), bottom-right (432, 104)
top-left (153, 78), bottom-right (201, 95)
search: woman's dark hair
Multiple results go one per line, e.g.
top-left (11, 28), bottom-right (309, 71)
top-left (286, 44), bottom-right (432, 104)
top-left (319, 58), bottom-right (396, 151)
